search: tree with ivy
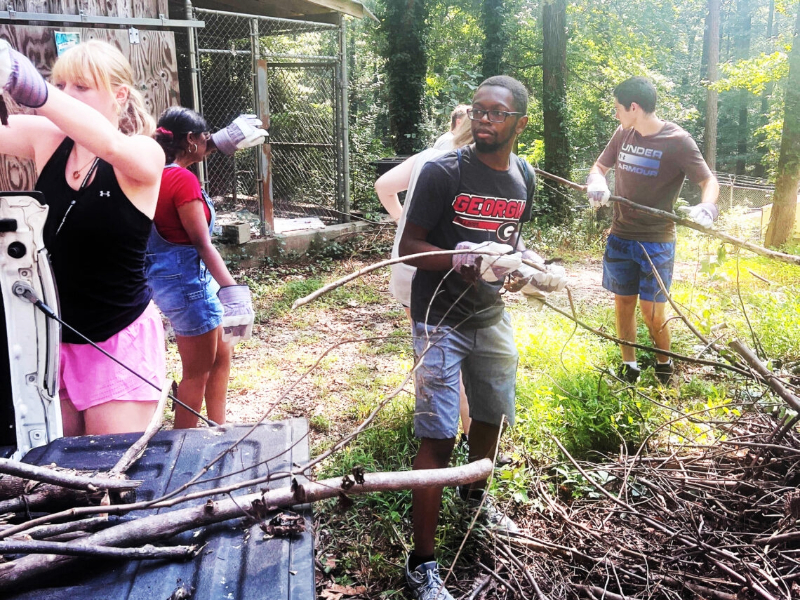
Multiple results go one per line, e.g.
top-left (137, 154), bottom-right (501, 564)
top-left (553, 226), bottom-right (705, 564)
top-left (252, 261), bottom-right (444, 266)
top-left (765, 5), bottom-right (800, 247)
top-left (481, 0), bottom-right (507, 80)
top-left (542, 0), bottom-right (571, 224)
top-left (379, 0), bottom-right (429, 155)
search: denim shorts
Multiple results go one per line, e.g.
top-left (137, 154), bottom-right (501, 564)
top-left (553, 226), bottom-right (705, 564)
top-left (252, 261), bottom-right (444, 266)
top-left (412, 312), bottom-right (519, 439)
top-left (146, 249), bottom-right (223, 337)
top-left (602, 234), bottom-right (675, 302)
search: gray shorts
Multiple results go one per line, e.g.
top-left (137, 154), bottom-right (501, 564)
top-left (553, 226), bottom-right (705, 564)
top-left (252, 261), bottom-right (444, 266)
top-left (412, 312), bottom-right (519, 439)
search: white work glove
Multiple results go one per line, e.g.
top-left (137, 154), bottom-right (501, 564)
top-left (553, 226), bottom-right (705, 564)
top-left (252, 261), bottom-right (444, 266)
top-left (586, 173), bottom-right (610, 208)
top-left (211, 114), bottom-right (268, 156)
top-left (217, 285), bottom-right (254, 344)
top-left (0, 39), bottom-right (47, 108)
top-left (521, 248), bottom-right (545, 265)
top-left (683, 202), bottom-right (719, 228)
top-left (506, 263), bottom-right (567, 295)
top-left (452, 241), bottom-right (522, 283)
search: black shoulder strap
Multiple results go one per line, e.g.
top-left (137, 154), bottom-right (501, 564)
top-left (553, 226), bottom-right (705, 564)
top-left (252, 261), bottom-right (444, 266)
top-left (516, 155), bottom-right (535, 202)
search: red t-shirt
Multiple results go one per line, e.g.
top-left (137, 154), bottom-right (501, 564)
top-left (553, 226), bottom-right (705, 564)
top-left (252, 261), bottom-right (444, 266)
top-left (154, 166), bottom-right (211, 244)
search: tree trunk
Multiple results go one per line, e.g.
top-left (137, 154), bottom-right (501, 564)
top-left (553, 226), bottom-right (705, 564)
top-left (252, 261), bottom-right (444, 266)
top-left (764, 7), bottom-right (800, 247)
top-left (704, 0), bottom-right (720, 170)
top-left (542, 0), bottom-right (570, 224)
top-left (753, 0), bottom-right (775, 178)
top-left (381, 0), bottom-right (428, 155)
top-left (734, 0), bottom-right (752, 175)
top-left (481, 0), bottom-right (507, 80)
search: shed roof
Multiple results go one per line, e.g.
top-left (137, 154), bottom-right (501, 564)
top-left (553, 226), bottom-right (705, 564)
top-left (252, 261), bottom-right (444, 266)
top-left (189, 0), bottom-right (377, 22)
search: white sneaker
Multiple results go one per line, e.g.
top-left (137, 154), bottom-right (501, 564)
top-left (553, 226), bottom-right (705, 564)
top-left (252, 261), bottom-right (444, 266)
top-left (405, 557), bottom-right (455, 600)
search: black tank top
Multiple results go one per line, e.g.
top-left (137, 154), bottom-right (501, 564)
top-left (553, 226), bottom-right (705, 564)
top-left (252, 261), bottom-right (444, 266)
top-left (36, 137), bottom-right (153, 343)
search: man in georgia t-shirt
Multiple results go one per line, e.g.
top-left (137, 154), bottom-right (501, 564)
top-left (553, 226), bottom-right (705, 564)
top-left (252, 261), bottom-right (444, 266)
top-left (586, 76), bottom-right (719, 385)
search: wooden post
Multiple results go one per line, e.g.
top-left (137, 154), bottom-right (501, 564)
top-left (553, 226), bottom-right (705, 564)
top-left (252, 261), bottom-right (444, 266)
top-left (257, 58), bottom-right (273, 234)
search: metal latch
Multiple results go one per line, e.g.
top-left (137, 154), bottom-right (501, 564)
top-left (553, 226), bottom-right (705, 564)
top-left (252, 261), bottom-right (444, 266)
top-left (129, 27), bottom-right (140, 44)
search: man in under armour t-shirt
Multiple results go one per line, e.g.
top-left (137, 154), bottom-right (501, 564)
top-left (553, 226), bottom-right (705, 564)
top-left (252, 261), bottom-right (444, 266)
top-left (398, 76), bottom-right (567, 600)
top-left (586, 76), bottom-right (719, 385)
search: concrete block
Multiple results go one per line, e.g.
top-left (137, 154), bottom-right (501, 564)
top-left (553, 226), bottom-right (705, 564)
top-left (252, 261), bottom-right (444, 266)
top-left (221, 222), bottom-right (251, 245)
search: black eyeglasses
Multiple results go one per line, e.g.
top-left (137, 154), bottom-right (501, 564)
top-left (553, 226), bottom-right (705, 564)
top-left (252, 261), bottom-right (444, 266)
top-left (467, 108), bottom-right (524, 123)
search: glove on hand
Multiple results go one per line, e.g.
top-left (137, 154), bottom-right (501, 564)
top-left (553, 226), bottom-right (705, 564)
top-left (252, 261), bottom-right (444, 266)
top-left (211, 114), bottom-right (268, 156)
top-left (586, 173), bottom-right (610, 208)
top-left (507, 263), bottom-right (567, 294)
top-left (521, 248), bottom-right (545, 265)
top-left (0, 40), bottom-right (47, 108)
top-left (685, 202), bottom-right (719, 228)
top-left (217, 285), bottom-right (254, 344)
top-left (452, 241), bottom-right (521, 283)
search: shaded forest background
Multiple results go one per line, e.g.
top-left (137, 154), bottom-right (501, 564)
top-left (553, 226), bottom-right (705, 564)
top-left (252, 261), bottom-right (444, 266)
top-left (347, 0), bottom-right (797, 228)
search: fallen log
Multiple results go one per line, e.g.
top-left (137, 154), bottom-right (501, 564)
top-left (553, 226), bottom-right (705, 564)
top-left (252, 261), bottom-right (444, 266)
top-left (0, 485), bottom-right (135, 514)
top-left (534, 168), bottom-right (800, 267)
top-left (0, 459), bottom-right (493, 591)
top-left (0, 460), bottom-right (140, 493)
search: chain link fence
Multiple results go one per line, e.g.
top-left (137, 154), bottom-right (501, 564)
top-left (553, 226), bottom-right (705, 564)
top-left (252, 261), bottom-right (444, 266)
top-left (193, 9), bottom-right (343, 234)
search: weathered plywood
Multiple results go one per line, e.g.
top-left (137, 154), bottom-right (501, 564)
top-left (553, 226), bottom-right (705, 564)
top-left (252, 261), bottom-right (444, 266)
top-left (0, 26), bottom-right (58, 191)
top-left (0, 24), bottom-right (178, 191)
top-left (129, 30), bottom-right (179, 119)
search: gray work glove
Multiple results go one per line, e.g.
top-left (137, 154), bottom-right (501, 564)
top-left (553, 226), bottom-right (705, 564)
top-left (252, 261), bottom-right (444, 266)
top-left (452, 241), bottom-right (522, 283)
top-left (217, 285), bottom-right (254, 344)
top-left (211, 114), bottom-right (268, 156)
top-left (0, 39), bottom-right (47, 108)
top-left (586, 173), bottom-right (610, 208)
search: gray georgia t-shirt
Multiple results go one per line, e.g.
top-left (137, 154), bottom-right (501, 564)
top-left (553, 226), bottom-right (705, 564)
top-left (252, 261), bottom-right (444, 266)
top-left (406, 145), bottom-right (534, 329)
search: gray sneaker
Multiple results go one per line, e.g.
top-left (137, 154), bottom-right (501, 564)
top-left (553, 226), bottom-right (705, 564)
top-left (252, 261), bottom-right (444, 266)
top-left (405, 557), bottom-right (455, 600)
top-left (469, 493), bottom-right (520, 534)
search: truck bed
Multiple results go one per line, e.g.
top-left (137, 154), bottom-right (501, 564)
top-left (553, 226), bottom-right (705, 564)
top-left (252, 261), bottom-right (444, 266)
top-left (6, 419), bottom-right (314, 600)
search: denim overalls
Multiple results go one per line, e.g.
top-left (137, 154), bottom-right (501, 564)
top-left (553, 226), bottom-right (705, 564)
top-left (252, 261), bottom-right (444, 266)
top-left (145, 164), bottom-right (223, 337)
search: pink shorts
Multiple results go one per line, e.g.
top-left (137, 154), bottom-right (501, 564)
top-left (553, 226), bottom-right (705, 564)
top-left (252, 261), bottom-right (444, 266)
top-left (59, 301), bottom-right (166, 412)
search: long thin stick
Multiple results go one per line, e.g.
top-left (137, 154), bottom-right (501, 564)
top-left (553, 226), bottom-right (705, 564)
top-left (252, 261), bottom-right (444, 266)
top-left (0, 541), bottom-right (196, 560)
top-left (110, 380), bottom-right (171, 476)
top-left (534, 168), bottom-right (800, 266)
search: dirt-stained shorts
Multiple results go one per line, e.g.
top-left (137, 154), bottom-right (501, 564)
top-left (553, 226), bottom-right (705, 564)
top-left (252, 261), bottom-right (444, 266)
top-left (59, 301), bottom-right (166, 412)
top-left (412, 312), bottom-right (519, 439)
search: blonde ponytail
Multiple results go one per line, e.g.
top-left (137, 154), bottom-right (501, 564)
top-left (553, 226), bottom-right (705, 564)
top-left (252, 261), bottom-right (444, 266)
top-left (119, 86), bottom-right (155, 136)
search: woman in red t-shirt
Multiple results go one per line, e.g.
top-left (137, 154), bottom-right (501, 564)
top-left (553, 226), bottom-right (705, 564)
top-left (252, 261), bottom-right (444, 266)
top-left (148, 107), bottom-right (265, 427)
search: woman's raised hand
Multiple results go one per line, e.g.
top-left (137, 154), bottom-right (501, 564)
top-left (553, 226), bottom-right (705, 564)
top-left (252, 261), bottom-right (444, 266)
top-left (0, 40), bottom-right (47, 108)
top-left (211, 114), bottom-right (268, 155)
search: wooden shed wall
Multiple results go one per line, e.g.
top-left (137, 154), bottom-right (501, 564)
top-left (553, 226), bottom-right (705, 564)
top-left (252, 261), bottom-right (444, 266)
top-left (0, 0), bottom-right (179, 190)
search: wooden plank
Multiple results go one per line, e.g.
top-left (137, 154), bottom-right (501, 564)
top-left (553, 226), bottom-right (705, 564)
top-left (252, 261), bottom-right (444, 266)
top-left (131, 0), bottom-right (159, 18)
top-left (23, 0), bottom-right (50, 13)
top-left (128, 29), bottom-right (179, 119)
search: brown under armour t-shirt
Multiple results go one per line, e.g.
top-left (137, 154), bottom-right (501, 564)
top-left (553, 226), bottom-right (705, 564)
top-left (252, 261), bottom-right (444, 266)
top-left (597, 122), bottom-right (713, 242)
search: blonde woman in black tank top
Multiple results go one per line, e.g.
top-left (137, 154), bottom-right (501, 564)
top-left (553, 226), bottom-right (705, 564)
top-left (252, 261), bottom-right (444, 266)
top-left (0, 40), bottom-right (166, 436)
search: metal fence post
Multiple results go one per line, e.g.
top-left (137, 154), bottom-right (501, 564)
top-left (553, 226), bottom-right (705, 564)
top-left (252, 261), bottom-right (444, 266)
top-left (338, 14), bottom-right (350, 223)
top-left (185, 0), bottom-right (206, 187)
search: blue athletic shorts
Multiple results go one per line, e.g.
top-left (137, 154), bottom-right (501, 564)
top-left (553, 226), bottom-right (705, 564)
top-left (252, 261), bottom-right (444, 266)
top-left (412, 312), bottom-right (519, 439)
top-left (602, 234), bottom-right (675, 302)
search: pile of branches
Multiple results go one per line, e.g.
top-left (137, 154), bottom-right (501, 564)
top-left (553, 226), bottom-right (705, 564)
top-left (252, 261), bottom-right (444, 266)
top-left (464, 408), bottom-right (800, 600)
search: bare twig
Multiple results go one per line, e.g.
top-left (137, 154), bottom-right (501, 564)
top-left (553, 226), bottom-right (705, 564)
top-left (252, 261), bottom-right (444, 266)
top-left (0, 541), bottom-right (196, 560)
top-left (0, 460), bottom-right (140, 493)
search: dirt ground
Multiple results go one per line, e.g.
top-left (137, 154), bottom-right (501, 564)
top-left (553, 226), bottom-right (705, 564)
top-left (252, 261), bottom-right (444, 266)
top-left (164, 253), bottom-right (701, 443)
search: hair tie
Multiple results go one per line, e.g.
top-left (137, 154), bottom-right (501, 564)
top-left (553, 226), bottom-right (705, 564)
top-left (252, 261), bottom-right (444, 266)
top-left (155, 127), bottom-right (173, 139)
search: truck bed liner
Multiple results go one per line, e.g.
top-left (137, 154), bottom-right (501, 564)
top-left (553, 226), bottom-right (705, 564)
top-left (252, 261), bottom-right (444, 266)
top-left (7, 419), bottom-right (314, 600)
